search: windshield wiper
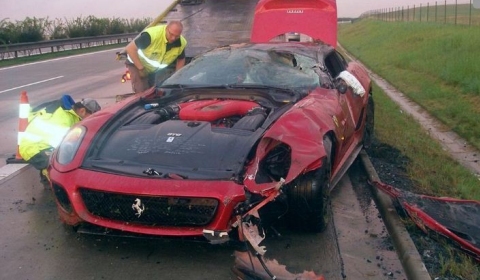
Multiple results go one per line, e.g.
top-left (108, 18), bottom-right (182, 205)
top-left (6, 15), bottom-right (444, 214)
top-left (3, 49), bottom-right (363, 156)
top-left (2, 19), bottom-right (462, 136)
top-left (226, 84), bottom-right (298, 96)
top-left (160, 84), bottom-right (228, 90)
top-left (143, 168), bottom-right (161, 176)
top-left (159, 84), bottom-right (185, 89)
top-left (142, 168), bottom-right (188, 179)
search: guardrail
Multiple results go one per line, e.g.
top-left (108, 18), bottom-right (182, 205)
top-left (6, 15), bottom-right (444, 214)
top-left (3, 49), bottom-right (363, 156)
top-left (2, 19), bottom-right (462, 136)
top-left (0, 33), bottom-right (138, 60)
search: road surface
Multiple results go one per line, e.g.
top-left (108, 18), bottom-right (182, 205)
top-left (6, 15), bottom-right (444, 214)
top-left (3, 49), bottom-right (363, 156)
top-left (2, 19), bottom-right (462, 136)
top-left (0, 162), bottom-right (406, 279)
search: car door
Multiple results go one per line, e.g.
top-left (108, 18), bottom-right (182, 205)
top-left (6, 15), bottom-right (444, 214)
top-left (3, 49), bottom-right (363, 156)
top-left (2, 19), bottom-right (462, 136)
top-left (324, 51), bottom-right (356, 149)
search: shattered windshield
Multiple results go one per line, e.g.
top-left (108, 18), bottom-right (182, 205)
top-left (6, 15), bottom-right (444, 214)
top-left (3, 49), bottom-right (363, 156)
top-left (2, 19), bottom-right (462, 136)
top-left (162, 47), bottom-right (321, 89)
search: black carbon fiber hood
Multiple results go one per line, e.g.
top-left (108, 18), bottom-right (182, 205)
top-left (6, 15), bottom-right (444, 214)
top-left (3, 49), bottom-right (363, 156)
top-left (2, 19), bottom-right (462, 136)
top-left (90, 117), bottom-right (264, 180)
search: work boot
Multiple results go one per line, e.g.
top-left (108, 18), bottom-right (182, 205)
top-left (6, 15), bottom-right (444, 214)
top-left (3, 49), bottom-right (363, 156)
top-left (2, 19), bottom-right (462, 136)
top-left (40, 169), bottom-right (51, 190)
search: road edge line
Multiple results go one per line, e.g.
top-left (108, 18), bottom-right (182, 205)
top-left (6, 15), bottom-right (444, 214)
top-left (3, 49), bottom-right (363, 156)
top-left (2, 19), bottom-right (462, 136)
top-left (0, 163), bottom-right (30, 184)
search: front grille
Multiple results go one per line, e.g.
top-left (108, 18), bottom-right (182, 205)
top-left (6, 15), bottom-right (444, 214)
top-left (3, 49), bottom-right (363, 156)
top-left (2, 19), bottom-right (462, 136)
top-left (80, 188), bottom-right (218, 227)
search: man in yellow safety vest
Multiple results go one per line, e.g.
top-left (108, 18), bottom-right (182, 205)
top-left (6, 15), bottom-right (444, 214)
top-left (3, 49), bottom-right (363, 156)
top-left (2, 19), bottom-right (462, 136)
top-left (19, 95), bottom-right (101, 187)
top-left (125, 20), bottom-right (187, 93)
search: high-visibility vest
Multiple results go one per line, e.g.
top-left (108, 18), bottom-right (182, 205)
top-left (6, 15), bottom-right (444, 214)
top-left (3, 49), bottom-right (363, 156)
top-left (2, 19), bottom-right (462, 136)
top-left (132, 25), bottom-right (187, 74)
top-left (19, 106), bottom-right (81, 161)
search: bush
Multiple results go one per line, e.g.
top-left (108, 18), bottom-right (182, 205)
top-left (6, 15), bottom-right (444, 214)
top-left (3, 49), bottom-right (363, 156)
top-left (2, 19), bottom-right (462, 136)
top-left (0, 15), bottom-right (152, 43)
top-left (16, 17), bottom-right (47, 42)
top-left (0, 19), bottom-right (16, 44)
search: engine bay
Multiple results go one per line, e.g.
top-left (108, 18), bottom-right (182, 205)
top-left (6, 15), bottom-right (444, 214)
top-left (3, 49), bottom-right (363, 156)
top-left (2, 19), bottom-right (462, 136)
top-left (131, 99), bottom-right (269, 131)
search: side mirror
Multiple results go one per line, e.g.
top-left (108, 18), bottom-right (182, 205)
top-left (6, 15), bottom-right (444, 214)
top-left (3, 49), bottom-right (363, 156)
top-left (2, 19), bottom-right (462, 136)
top-left (337, 71), bottom-right (366, 97)
top-left (335, 79), bottom-right (348, 94)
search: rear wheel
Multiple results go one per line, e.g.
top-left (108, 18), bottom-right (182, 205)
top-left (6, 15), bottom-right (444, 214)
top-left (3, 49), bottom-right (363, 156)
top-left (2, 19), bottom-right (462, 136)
top-left (286, 137), bottom-right (332, 232)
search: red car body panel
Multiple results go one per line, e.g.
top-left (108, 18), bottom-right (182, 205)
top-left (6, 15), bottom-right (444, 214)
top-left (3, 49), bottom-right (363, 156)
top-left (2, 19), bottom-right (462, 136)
top-left (244, 90), bottom-right (338, 192)
top-left (251, 0), bottom-right (338, 47)
top-left (50, 94), bottom-right (247, 236)
top-left (50, 79), bottom-right (369, 237)
top-left (372, 181), bottom-right (480, 262)
top-left (48, 1), bottom-right (372, 241)
top-left (50, 168), bottom-right (247, 236)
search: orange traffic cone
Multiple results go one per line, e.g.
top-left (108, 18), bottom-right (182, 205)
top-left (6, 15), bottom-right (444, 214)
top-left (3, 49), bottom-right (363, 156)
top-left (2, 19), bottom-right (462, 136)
top-left (15, 91), bottom-right (30, 160)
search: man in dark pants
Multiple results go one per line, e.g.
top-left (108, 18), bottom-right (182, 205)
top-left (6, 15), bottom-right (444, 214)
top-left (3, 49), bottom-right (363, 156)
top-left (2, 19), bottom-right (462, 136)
top-left (19, 95), bottom-right (101, 187)
top-left (125, 20), bottom-right (187, 93)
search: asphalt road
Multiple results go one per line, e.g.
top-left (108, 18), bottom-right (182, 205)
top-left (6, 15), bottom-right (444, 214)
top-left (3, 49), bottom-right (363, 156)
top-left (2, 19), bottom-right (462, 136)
top-left (0, 50), bottom-right (131, 168)
top-left (0, 162), bottom-right (406, 279)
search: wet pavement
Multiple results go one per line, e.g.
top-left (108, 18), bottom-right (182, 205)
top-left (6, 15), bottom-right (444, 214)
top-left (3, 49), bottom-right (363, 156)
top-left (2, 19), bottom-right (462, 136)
top-left (163, 0), bottom-right (257, 58)
top-left (0, 163), bottom-right (407, 279)
top-left (333, 175), bottom-right (404, 279)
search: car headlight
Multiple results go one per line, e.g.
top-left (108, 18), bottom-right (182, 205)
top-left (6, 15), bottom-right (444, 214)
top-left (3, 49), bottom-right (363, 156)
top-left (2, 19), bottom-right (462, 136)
top-left (56, 126), bottom-right (86, 165)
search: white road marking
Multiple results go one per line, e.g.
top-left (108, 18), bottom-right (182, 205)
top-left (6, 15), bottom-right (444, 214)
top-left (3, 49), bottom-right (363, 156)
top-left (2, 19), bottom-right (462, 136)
top-left (0, 48), bottom-right (124, 71)
top-left (0, 76), bottom-right (64, 94)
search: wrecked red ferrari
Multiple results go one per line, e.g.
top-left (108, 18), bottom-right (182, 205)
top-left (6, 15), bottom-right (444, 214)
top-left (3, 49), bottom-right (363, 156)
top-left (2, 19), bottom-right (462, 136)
top-left (49, 41), bottom-right (373, 250)
top-left (48, 0), bottom-right (373, 255)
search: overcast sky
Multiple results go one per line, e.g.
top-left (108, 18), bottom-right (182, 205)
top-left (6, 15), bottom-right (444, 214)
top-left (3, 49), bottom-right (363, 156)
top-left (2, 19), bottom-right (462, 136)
top-left (1, 0), bottom-right (473, 21)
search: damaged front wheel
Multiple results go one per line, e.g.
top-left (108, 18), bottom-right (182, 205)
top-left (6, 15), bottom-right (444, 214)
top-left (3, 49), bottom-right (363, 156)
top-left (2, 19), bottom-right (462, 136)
top-left (286, 137), bottom-right (332, 232)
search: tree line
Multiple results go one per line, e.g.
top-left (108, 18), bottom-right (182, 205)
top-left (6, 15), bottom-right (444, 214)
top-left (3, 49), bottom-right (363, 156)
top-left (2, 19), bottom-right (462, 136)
top-left (0, 16), bottom-right (152, 45)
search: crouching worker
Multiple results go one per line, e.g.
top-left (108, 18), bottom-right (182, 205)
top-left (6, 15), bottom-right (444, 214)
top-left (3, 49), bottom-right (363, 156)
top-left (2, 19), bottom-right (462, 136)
top-left (19, 95), bottom-right (101, 187)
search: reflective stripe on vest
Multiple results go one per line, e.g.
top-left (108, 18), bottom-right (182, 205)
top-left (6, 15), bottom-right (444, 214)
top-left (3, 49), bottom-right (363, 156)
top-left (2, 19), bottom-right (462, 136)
top-left (128, 25), bottom-right (187, 73)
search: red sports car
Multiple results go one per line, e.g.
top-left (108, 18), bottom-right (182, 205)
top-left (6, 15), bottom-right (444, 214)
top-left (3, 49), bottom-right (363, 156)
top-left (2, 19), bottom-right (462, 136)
top-left (49, 41), bottom-right (373, 252)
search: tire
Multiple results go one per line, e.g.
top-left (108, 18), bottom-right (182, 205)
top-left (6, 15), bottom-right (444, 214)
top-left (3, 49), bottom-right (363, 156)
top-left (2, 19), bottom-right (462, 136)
top-left (286, 137), bottom-right (332, 232)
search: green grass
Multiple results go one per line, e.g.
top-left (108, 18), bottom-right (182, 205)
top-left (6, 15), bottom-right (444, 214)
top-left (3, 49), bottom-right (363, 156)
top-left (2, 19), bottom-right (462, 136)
top-left (339, 20), bottom-right (480, 279)
top-left (338, 19), bottom-right (480, 200)
top-left (437, 244), bottom-right (480, 280)
top-left (371, 83), bottom-right (480, 200)
top-left (339, 20), bottom-right (480, 152)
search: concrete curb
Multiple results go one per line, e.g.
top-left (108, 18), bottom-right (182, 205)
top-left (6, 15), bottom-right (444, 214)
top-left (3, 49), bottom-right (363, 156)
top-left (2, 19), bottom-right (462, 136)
top-left (0, 163), bottom-right (29, 183)
top-left (360, 150), bottom-right (432, 280)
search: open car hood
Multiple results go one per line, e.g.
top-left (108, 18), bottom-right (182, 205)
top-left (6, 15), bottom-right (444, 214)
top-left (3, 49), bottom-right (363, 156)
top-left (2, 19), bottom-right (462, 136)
top-left (85, 99), bottom-right (270, 180)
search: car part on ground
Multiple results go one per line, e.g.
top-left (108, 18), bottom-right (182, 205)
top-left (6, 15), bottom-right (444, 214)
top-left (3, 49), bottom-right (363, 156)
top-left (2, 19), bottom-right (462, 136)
top-left (372, 180), bottom-right (480, 263)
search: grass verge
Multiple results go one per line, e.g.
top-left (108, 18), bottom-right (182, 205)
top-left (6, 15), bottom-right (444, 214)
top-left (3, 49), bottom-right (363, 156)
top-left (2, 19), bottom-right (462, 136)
top-left (339, 20), bottom-right (480, 279)
top-left (338, 19), bottom-right (480, 201)
top-left (370, 83), bottom-right (480, 200)
top-left (339, 20), bottom-right (480, 151)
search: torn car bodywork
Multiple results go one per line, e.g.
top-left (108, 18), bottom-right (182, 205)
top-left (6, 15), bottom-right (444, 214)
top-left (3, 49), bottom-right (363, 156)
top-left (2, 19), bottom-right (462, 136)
top-left (49, 42), bottom-right (372, 254)
top-left (372, 181), bottom-right (480, 262)
top-left (48, 0), bottom-right (373, 258)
